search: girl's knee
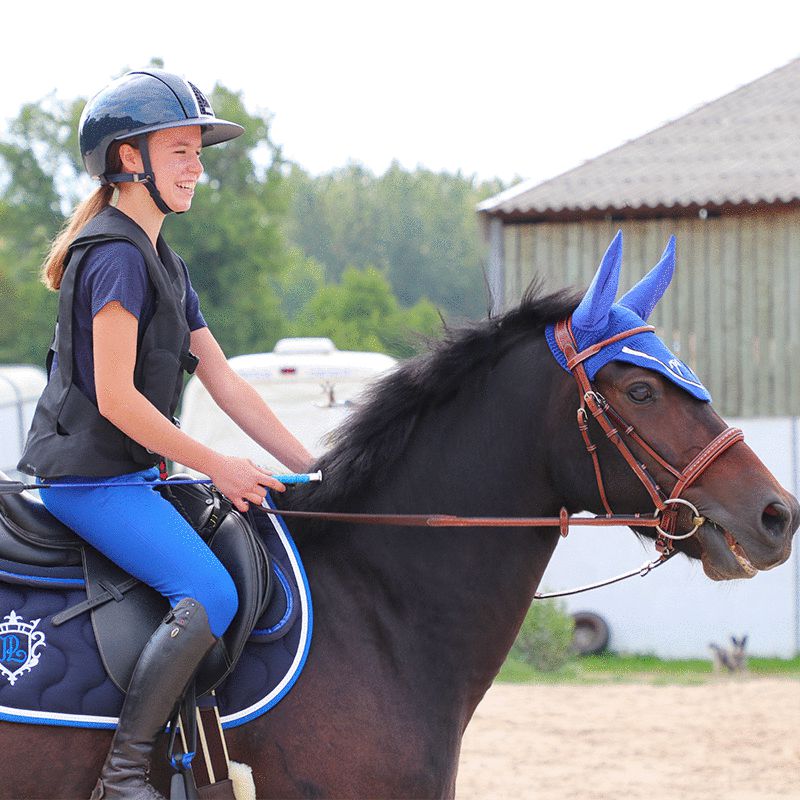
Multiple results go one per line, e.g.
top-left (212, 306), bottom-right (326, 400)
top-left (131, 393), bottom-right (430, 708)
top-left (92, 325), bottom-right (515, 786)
top-left (196, 569), bottom-right (238, 637)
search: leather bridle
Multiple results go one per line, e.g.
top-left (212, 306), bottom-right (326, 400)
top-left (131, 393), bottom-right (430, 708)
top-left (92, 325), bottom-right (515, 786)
top-left (16, 315), bottom-right (745, 598)
top-left (255, 316), bottom-right (747, 598)
top-left (551, 317), bottom-right (744, 552)
top-left (251, 317), bottom-right (743, 553)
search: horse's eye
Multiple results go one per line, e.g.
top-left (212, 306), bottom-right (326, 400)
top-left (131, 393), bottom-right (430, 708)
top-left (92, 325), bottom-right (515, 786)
top-left (627, 383), bottom-right (653, 403)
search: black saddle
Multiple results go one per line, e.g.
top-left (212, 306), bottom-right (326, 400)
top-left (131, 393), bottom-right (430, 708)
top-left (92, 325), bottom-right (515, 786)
top-left (0, 471), bottom-right (272, 695)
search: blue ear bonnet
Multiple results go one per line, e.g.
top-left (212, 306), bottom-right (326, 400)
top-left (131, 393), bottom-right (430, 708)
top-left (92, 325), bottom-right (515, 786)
top-left (544, 232), bottom-right (711, 402)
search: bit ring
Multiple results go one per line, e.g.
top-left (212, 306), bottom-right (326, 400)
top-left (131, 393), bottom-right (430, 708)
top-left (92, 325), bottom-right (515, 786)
top-left (655, 497), bottom-right (705, 540)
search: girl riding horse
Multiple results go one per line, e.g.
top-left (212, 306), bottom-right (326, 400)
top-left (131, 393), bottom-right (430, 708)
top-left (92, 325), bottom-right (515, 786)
top-left (17, 69), bottom-right (312, 799)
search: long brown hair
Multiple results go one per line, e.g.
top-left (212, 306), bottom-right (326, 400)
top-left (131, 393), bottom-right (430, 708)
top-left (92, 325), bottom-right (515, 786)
top-left (41, 141), bottom-right (134, 290)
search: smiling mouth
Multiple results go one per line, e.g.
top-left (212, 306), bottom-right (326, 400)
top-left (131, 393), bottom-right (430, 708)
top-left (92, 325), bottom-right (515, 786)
top-left (703, 518), bottom-right (758, 577)
top-left (177, 182), bottom-right (195, 192)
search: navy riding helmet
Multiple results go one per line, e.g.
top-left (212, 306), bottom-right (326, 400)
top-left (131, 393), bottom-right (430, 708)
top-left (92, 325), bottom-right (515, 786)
top-left (78, 68), bottom-right (244, 214)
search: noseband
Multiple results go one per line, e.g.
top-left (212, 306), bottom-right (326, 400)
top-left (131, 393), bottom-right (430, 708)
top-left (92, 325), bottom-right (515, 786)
top-left (552, 318), bottom-right (744, 552)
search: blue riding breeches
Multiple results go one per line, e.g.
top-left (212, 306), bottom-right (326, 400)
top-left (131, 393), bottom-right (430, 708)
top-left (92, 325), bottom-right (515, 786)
top-left (38, 467), bottom-right (238, 638)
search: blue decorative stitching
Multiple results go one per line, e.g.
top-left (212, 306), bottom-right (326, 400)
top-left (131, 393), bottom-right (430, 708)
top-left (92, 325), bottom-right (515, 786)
top-left (0, 709), bottom-right (116, 729)
top-left (0, 568), bottom-right (84, 587)
top-left (250, 562), bottom-right (292, 636)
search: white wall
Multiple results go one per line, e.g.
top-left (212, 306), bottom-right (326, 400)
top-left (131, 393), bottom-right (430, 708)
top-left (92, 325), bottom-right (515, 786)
top-left (539, 418), bottom-right (799, 657)
top-left (0, 366), bottom-right (46, 477)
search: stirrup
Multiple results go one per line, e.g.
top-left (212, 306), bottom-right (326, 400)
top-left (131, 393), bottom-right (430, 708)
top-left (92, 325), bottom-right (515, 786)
top-left (168, 688), bottom-right (236, 799)
top-left (167, 680), bottom-right (200, 800)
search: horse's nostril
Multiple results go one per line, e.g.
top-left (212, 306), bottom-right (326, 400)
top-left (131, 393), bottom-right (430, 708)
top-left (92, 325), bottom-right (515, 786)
top-left (762, 503), bottom-right (790, 537)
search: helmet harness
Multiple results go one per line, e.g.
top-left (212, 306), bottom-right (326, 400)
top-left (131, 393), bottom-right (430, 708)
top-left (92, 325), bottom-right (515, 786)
top-left (101, 133), bottom-right (177, 215)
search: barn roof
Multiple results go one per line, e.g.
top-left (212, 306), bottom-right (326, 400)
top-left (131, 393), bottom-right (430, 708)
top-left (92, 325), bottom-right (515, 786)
top-left (479, 58), bottom-right (800, 221)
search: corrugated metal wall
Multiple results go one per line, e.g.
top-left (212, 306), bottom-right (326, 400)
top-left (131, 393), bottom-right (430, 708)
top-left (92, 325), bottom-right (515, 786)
top-left (501, 210), bottom-right (800, 417)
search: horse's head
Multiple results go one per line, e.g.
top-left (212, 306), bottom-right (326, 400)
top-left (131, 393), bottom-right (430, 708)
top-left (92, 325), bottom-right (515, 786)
top-left (546, 232), bottom-right (798, 580)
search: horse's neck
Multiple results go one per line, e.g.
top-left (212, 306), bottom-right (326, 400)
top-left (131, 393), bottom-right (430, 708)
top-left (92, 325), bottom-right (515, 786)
top-left (355, 476), bottom-right (560, 717)
top-left (303, 353), bottom-right (563, 722)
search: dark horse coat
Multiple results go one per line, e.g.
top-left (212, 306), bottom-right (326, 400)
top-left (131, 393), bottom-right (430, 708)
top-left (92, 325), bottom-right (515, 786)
top-left (1, 276), bottom-right (796, 798)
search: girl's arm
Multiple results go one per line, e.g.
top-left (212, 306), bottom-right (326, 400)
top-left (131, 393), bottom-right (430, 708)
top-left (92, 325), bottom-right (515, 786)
top-left (190, 326), bottom-right (314, 474)
top-left (93, 301), bottom-right (282, 511)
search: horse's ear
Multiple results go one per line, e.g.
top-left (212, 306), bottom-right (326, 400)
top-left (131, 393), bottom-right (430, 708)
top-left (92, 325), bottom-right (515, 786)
top-left (572, 230), bottom-right (623, 332)
top-left (618, 236), bottom-right (676, 321)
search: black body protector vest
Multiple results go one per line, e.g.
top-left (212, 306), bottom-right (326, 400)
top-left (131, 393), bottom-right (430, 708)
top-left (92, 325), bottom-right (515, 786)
top-left (18, 207), bottom-right (199, 478)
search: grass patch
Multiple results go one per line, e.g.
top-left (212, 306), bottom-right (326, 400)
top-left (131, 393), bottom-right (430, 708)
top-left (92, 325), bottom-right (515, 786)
top-left (496, 653), bottom-right (800, 684)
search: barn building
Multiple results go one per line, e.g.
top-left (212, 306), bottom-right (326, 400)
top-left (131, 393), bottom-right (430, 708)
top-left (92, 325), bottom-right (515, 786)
top-left (479, 58), bottom-right (800, 417)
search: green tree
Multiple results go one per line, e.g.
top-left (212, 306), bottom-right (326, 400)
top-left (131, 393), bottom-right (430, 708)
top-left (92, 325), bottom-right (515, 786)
top-left (0, 71), bottom-right (496, 368)
top-left (162, 85), bottom-right (291, 355)
top-left (274, 248), bottom-right (326, 320)
top-left (292, 266), bottom-right (441, 357)
top-left (285, 163), bottom-right (504, 319)
top-left (0, 96), bottom-right (74, 362)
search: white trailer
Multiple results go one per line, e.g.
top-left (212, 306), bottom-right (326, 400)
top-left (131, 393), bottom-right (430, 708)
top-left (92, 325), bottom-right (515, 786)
top-left (0, 365), bottom-right (47, 478)
top-left (177, 338), bottom-right (396, 470)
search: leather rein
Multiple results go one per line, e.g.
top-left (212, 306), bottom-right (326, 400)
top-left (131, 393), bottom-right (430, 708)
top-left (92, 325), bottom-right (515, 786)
top-left (255, 317), bottom-right (745, 598)
top-left (15, 317), bottom-right (740, 598)
top-left (0, 319), bottom-right (743, 599)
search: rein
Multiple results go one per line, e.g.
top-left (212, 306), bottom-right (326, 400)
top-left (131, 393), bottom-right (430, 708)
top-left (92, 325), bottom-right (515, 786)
top-left (274, 320), bottom-right (741, 601)
top-left (0, 321), bottom-right (745, 598)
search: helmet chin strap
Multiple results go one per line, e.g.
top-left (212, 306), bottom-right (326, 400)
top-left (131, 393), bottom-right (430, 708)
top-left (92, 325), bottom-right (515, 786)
top-left (100, 135), bottom-right (180, 216)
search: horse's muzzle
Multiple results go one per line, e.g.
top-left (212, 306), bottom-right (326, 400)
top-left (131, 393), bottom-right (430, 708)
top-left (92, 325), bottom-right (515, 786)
top-left (696, 492), bottom-right (798, 580)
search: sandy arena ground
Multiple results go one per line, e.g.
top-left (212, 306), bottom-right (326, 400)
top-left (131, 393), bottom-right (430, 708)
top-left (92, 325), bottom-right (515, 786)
top-left (456, 678), bottom-right (799, 800)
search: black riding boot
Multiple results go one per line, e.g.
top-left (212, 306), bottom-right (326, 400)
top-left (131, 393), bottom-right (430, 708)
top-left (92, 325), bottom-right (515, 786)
top-left (90, 598), bottom-right (217, 800)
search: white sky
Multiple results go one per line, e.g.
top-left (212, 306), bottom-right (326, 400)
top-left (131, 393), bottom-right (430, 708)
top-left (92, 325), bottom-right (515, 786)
top-left (2, 1), bottom-right (800, 187)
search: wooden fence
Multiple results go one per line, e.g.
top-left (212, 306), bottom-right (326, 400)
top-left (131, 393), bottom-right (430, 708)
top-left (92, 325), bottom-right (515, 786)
top-left (498, 210), bottom-right (800, 417)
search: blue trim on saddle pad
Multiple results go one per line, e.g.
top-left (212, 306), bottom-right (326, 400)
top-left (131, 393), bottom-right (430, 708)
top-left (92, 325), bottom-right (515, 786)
top-left (218, 495), bottom-right (313, 729)
top-left (0, 495), bottom-right (312, 730)
top-left (251, 562), bottom-right (294, 638)
top-left (0, 568), bottom-right (84, 590)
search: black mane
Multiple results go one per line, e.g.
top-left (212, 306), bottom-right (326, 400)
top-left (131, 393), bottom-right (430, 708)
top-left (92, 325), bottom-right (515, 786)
top-left (284, 283), bottom-right (581, 513)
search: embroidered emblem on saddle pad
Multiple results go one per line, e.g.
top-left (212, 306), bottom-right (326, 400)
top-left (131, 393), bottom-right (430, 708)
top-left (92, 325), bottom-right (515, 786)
top-left (0, 611), bottom-right (46, 686)
top-left (0, 497), bottom-right (311, 729)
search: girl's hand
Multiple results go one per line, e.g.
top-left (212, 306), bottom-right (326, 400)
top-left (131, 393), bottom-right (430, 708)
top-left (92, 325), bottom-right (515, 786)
top-left (207, 455), bottom-right (286, 513)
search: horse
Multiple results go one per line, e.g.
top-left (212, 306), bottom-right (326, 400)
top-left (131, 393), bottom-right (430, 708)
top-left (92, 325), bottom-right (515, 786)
top-left (1, 237), bottom-right (797, 799)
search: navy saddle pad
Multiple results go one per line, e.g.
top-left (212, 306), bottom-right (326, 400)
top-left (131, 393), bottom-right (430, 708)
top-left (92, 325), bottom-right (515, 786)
top-left (0, 492), bottom-right (312, 730)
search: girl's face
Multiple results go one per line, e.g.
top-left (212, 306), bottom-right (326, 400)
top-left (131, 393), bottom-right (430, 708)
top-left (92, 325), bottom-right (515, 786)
top-left (147, 126), bottom-right (204, 213)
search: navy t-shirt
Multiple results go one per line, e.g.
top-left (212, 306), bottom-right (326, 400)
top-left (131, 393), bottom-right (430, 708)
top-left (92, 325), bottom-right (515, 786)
top-left (52, 241), bottom-right (207, 404)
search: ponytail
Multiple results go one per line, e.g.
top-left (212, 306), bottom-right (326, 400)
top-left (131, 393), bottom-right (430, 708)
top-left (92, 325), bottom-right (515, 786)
top-left (40, 140), bottom-right (134, 291)
top-left (40, 186), bottom-right (114, 290)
